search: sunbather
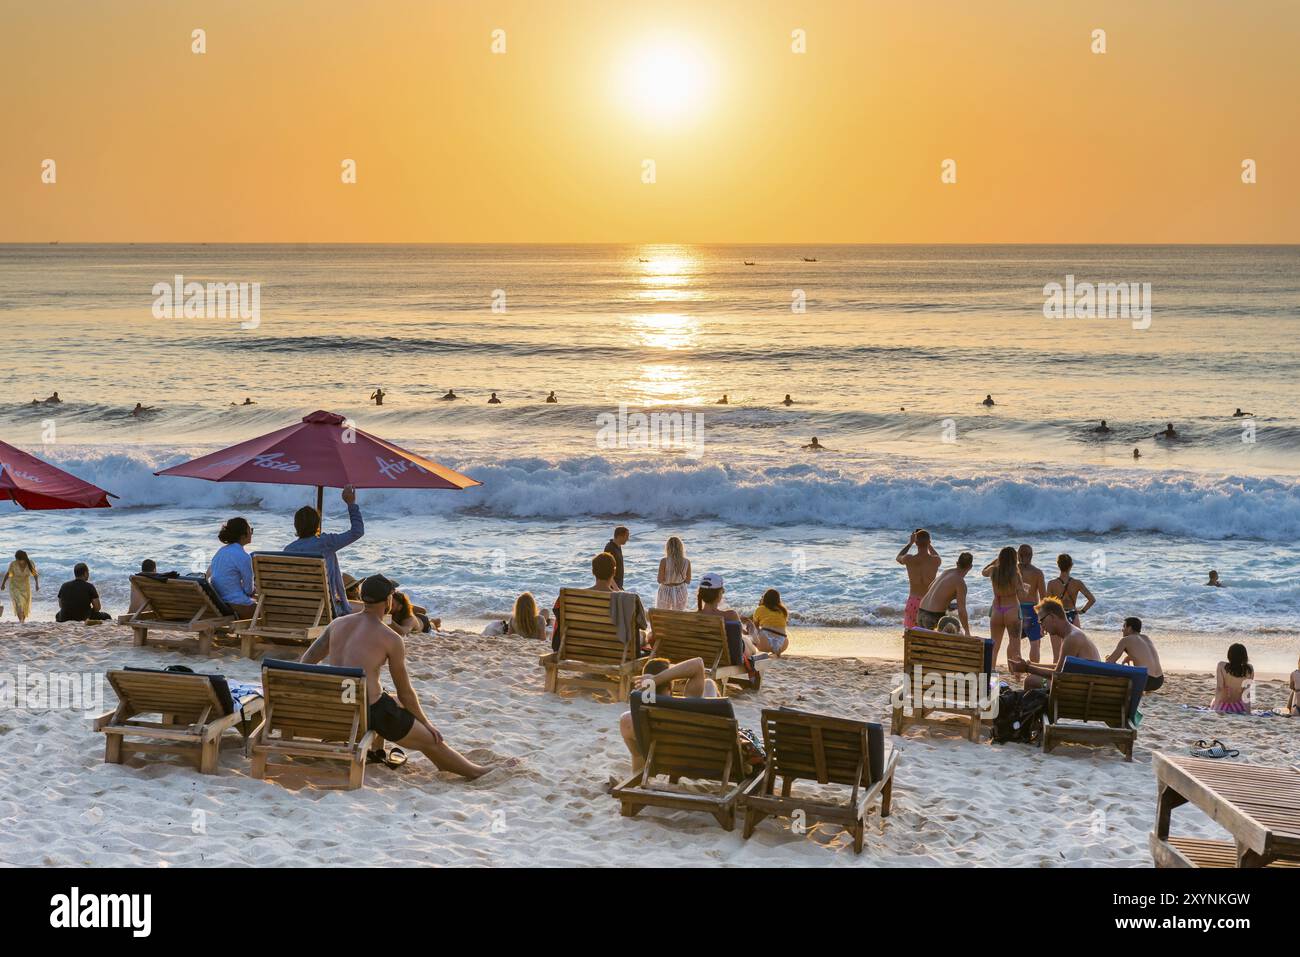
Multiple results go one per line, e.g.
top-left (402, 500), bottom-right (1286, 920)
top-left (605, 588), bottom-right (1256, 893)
top-left (301, 574), bottom-right (494, 779)
top-left (1211, 643), bottom-right (1253, 713)
top-left (1007, 596), bottom-right (1100, 690)
top-left (618, 657), bottom-right (717, 773)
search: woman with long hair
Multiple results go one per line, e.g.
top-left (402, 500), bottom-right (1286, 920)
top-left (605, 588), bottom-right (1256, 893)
top-left (482, 591), bottom-right (552, 639)
top-left (1, 550), bottom-right (39, 623)
top-left (1212, 643), bottom-right (1254, 713)
top-left (209, 516), bottom-right (256, 618)
top-left (748, 587), bottom-right (790, 656)
top-left (656, 536), bottom-right (692, 611)
top-left (981, 546), bottom-right (1023, 666)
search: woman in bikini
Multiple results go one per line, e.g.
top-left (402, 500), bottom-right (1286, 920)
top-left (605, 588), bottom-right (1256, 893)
top-left (981, 547), bottom-right (1023, 666)
top-left (1212, 643), bottom-right (1254, 713)
top-left (1047, 554), bottom-right (1096, 658)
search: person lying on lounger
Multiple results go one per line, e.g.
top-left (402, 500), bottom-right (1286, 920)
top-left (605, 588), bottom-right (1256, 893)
top-left (1006, 596), bottom-right (1100, 690)
top-left (618, 657), bottom-right (717, 773)
top-left (301, 574), bottom-right (496, 779)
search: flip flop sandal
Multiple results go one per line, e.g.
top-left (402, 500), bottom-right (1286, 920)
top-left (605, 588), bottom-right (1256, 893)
top-left (1192, 739), bottom-right (1239, 759)
top-left (366, 748), bottom-right (408, 768)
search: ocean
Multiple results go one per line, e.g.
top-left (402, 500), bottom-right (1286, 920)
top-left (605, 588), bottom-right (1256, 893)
top-left (1, 244), bottom-right (1297, 672)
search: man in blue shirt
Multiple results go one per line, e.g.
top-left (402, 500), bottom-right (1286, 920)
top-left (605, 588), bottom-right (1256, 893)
top-left (283, 486), bottom-right (364, 618)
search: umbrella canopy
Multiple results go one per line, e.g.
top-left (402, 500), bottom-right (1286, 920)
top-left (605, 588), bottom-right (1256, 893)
top-left (0, 441), bottom-right (117, 510)
top-left (154, 411), bottom-right (480, 498)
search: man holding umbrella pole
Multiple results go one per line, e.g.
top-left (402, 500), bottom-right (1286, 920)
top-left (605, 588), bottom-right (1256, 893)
top-left (284, 485), bottom-right (364, 618)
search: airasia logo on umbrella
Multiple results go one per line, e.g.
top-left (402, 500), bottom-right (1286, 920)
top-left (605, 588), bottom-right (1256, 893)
top-left (0, 462), bottom-right (43, 484)
top-left (376, 456), bottom-right (429, 481)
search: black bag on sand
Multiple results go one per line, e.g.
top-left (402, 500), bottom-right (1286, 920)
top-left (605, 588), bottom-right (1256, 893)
top-left (991, 687), bottom-right (1049, 745)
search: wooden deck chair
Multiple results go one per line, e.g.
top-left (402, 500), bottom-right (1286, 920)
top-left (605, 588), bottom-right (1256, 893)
top-left (250, 659), bottom-right (375, 790)
top-left (235, 553), bottom-right (333, 659)
top-left (1042, 659), bottom-right (1139, 761)
top-left (612, 693), bottom-right (755, 830)
top-left (123, 575), bottom-right (236, 656)
top-left (539, 588), bottom-right (641, 698)
top-left (741, 708), bottom-right (899, 853)
top-left (93, 668), bottom-right (264, 774)
top-left (648, 609), bottom-right (757, 694)
top-left (890, 628), bottom-right (993, 742)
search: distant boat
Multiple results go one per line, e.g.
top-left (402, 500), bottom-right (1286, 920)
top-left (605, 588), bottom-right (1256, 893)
top-left (744, 260), bottom-right (755, 266)
top-left (802, 257), bottom-right (817, 262)
top-left (638, 258), bottom-right (650, 262)
top-left (49, 241), bottom-right (59, 245)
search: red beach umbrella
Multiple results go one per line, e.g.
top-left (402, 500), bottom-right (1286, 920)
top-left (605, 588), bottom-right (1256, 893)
top-left (154, 410), bottom-right (480, 512)
top-left (0, 441), bottom-right (117, 510)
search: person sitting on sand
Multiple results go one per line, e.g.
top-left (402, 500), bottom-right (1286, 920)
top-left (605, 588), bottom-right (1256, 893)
top-left (803, 436), bottom-right (827, 451)
top-left (1106, 616), bottom-right (1165, 693)
top-left (1008, 597), bottom-right (1101, 690)
top-left (982, 394), bottom-right (995, 407)
top-left (551, 552), bottom-right (647, 653)
top-left (746, 588), bottom-right (791, 657)
top-left (1093, 420), bottom-right (1112, 434)
top-left (782, 394), bottom-right (794, 406)
top-left (208, 516), bottom-right (257, 618)
top-left (618, 657), bottom-right (718, 773)
top-left (1047, 553), bottom-right (1095, 626)
top-left (1211, 642), bottom-right (1254, 713)
top-left (488, 392), bottom-right (502, 404)
top-left (484, 592), bottom-right (551, 639)
top-left (545, 391), bottom-right (558, 403)
top-left (1155, 422), bottom-right (1177, 439)
top-left (1207, 569), bottom-right (1223, 587)
top-left (916, 552), bottom-right (973, 635)
top-left (128, 558), bottom-right (157, 614)
top-left (1233, 408), bottom-right (1252, 417)
top-left (370, 388), bottom-right (385, 406)
top-left (896, 528), bottom-right (941, 631)
top-left (982, 547), bottom-right (1024, 666)
top-left (301, 574), bottom-right (496, 778)
top-left (56, 562), bottom-right (112, 622)
top-left (389, 591), bottom-right (431, 636)
top-left (440, 389), bottom-right (458, 401)
top-left (1288, 656), bottom-right (1300, 716)
top-left (283, 486), bottom-right (364, 618)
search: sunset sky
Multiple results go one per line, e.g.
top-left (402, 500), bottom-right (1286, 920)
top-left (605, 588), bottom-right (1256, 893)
top-left (3, 0), bottom-right (1296, 243)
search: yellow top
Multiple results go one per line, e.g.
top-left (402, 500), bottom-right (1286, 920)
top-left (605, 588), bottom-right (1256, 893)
top-left (6, 560), bottom-right (35, 584)
top-left (752, 604), bottom-right (788, 633)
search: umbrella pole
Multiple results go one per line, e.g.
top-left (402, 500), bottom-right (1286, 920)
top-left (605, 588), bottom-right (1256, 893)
top-left (316, 485), bottom-right (324, 534)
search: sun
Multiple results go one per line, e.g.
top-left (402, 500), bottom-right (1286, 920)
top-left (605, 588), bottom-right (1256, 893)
top-left (621, 39), bottom-right (713, 122)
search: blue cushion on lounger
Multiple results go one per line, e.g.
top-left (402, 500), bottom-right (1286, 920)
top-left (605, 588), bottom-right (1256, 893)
top-left (123, 665), bottom-right (235, 717)
top-left (723, 619), bottom-right (746, 665)
top-left (1060, 657), bottom-right (1146, 721)
top-left (262, 658), bottom-right (365, 680)
top-left (627, 692), bottom-right (735, 755)
top-left (777, 707), bottom-right (887, 785)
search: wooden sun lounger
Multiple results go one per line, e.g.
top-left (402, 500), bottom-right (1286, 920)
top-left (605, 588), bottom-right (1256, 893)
top-left (1041, 671), bottom-right (1137, 761)
top-left (122, 575), bottom-right (236, 656)
top-left (1151, 753), bottom-right (1300, 868)
top-left (93, 668), bottom-right (264, 774)
top-left (250, 659), bottom-right (375, 790)
top-left (612, 695), bottom-right (755, 830)
top-left (235, 554), bottom-right (333, 659)
top-left (741, 709), bottom-right (898, 853)
top-left (890, 628), bottom-right (992, 742)
top-left (648, 608), bottom-right (756, 695)
top-left (540, 588), bottom-right (641, 698)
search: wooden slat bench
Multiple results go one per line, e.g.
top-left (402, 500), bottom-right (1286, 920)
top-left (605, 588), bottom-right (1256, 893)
top-left (122, 575), bottom-right (236, 656)
top-left (648, 609), bottom-right (757, 695)
top-left (540, 588), bottom-right (641, 698)
top-left (235, 554), bottom-right (333, 659)
top-left (1042, 671), bottom-right (1137, 761)
top-left (890, 628), bottom-right (992, 742)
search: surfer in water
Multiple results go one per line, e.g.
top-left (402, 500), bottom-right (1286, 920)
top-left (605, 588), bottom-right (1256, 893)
top-left (1133, 448), bottom-right (1141, 459)
top-left (129, 403), bottom-right (156, 417)
top-left (44, 392), bottom-right (62, 404)
top-left (782, 394), bottom-right (794, 406)
top-left (230, 397), bottom-right (256, 406)
top-left (1155, 422), bottom-right (1178, 439)
top-left (982, 394), bottom-right (995, 407)
top-left (440, 389), bottom-right (458, 401)
top-left (545, 391), bottom-right (557, 403)
top-left (802, 437), bottom-right (827, 451)
top-left (1093, 420), bottom-right (1112, 434)
top-left (370, 388), bottom-right (386, 406)
top-left (488, 392), bottom-right (502, 404)
top-left (716, 394), bottom-right (729, 405)
top-left (1232, 408), bottom-right (1252, 417)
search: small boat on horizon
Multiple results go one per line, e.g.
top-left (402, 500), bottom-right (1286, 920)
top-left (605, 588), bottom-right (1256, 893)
top-left (744, 260), bottom-right (755, 266)
top-left (802, 256), bottom-right (817, 262)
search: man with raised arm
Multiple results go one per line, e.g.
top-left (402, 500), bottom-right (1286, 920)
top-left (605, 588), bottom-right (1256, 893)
top-left (896, 529), bottom-right (941, 631)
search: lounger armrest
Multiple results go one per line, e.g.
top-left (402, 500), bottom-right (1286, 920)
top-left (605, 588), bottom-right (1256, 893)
top-left (91, 709), bottom-right (118, 731)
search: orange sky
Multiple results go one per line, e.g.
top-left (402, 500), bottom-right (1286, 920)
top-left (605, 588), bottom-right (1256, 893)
top-left (2, 0), bottom-right (1296, 243)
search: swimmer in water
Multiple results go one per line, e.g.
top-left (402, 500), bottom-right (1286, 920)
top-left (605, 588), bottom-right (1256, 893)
top-left (440, 390), bottom-right (458, 401)
top-left (370, 388), bottom-right (386, 406)
top-left (1155, 422), bottom-right (1177, 439)
top-left (229, 397), bottom-right (256, 406)
top-left (44, 392), bottom-right (62, 404)
top-left (1133, 448), bottom-right (1141, 460)
top-left (782, 394), bottom-right (794, 406)
top-left (1093, 420), bottom-right (1112, 434)
top-left (1207, 569), bottom-right (1223, 587)
top-left (488, 392), bottom-right (501, 405)
top-left (982, 394), bottom-right (995, 407)
top-left (716, 394), bottom-right (729, 405)
top-left (802, 437), bottom-right (827, 451)
top-left (545, 391), bottom-right (557, 403)
top-left (129, 403), bottom-right (155, 417)
top-left (1232, 408), bottom-right (1252, 417)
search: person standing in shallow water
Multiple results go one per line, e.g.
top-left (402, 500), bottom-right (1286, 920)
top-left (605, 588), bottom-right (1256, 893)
top-left (370, 388), bottom-right (385, 406)
top-left (604, 526), bottom-right (629, 589)
top-left (1, 551), bottom-right (39, 622)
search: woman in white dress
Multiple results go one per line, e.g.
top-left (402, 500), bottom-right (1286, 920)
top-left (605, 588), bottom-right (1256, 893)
top-left (655, 536), bottom-right (692, 610)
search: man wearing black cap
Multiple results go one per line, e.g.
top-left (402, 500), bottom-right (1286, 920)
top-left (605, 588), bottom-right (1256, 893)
top-left (300, 573), bottom-right (495, 780)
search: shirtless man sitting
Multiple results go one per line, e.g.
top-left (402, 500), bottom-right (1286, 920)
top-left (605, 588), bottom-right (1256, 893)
top-left (896, 529), bottom-right (941, 631)
top-left (618, 657), bottom-right (716, 773)
top-left (1008, 597), bottom-right (1100, 690)
top-left (915, 551), bottom-right (973, 635)
top-left (1106, 616), bottom-right (1165, 693)
top-left (300, 574), bottom-right (493, 780)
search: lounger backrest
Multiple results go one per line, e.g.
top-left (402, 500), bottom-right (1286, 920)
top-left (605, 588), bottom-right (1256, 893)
top-left (250, 553), bottom-right (333, 632)
top-left (108, 668), bottom-right (226, 724)
top-left (762, 708), bottom-right (885, 786)
top-left (639, 699), bottom-right (742, 782)
top-left (1059, 657), bottom-right (1147, 721)
top-left (903, 628), bottom-right (993, 689)
top-left (649, 609), bottom-right (732, 668)
top-left (261, 658), bottom-right (367, 743)
top-left (556, 588), bottom-right (629, 665)
top-left (129, 575), bottom-right (220, 623)
top-left (1050, 672), bottom-right (1132, 728)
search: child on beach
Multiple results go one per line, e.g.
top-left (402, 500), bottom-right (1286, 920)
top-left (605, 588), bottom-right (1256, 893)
top-left (1, 551), bottom-right (39, 623)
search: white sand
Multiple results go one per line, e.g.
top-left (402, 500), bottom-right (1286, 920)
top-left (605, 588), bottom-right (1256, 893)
top-left (0, 622), bottom-right (1295, 867)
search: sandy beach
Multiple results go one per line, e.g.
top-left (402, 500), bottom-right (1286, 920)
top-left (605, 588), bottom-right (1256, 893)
top-left (2, 621), bottom-right (1294, 868)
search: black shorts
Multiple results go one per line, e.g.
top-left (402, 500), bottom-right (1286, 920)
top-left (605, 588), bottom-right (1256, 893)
top-left (368, 692), bottom-right (415, 741)
top-left (915, 608), bottom-right (944, 630)
top-left (1145, 674), bottom-right (1165, 693)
